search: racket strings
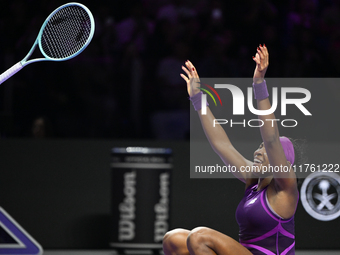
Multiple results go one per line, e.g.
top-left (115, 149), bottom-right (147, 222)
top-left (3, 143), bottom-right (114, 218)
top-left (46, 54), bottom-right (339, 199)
top-left (41, 5), bottom-right (92, 59)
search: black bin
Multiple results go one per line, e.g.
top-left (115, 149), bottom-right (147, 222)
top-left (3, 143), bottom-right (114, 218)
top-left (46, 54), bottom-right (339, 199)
top-left (110, 147), bottom-right (172, 250)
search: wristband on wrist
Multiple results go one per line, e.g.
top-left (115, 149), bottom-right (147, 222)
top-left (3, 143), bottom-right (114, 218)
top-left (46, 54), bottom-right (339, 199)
top-left (189, 91), bottom-right (209, 111)
top-left (252, 80), bottom-right (269, 100)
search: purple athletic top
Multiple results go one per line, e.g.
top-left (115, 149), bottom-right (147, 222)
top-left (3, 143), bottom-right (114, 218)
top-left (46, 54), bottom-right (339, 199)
top-left (236, 183), bottom-right (296, 255)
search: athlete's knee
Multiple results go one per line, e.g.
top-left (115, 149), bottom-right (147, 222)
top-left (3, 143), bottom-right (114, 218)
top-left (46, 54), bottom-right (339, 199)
top-left (163, 228), bottom-right (188, 244)
top-left (163, 228), bottom-right (189, 252)
top-left (186, 227), bottom-right (211, 250)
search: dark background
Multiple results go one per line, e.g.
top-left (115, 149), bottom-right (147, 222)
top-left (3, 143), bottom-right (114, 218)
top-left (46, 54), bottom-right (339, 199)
top-left (1, 0), bottom-right (340, 252)
top-left (1, 0), bottom-right (340, 140)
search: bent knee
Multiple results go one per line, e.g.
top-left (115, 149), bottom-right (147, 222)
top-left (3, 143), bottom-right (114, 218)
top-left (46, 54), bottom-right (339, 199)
top-left (164, 228), bottom-right (190, 242)
top-left (163, 228), bottom-right (190, 250)
top-left (187, 227), bottom-right (212, 247)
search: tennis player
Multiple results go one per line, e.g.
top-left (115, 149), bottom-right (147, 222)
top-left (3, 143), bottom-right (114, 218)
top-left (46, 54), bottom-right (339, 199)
top-left (162, 45), bottom-right (299, 255)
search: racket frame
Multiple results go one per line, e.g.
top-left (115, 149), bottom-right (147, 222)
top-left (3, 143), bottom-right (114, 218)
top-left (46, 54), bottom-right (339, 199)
top-left (20, 2), bottom-right (95, 66)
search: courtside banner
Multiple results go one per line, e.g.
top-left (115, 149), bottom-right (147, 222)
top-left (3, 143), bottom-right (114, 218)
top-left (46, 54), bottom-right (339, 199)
top-left (190, 78), bottom-right (340, 179)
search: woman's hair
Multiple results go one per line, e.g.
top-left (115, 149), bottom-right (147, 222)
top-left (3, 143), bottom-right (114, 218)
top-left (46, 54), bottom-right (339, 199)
top-left (288, 137), bottom-right (308, 185)
top-left (288, 137), bottom-right (308, 166)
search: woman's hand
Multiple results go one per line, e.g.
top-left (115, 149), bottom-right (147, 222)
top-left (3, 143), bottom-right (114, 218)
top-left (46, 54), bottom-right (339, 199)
top-left (253, 44), bottom-right (269, 84)
top-left (180, 60), bottom-right (201, 97)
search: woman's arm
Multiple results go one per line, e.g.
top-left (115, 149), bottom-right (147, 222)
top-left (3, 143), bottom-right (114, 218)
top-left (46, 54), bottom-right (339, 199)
top-left (253, 45), bottom-right (298, 217)
top-left (181, 61), bottom-right (253, 183)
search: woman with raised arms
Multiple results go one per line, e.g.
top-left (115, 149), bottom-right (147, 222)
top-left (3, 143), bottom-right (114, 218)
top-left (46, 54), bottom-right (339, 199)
top-left (162, 45), bottom-right (300, 255)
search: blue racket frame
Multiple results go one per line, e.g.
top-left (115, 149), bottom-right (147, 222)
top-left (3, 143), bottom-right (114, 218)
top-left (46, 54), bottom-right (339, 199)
top-left (0, 2), bottom-right (95, 85)
top-left (21, 2), bottom-right (95, 66)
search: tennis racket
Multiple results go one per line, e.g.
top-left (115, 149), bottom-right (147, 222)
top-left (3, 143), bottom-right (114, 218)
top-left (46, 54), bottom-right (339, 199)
top-left (0, 2), bottom-right (95, 85)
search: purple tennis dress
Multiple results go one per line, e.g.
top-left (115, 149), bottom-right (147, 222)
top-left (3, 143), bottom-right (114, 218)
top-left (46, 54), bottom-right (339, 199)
top-left (236, 183), bottom-right (296, 255)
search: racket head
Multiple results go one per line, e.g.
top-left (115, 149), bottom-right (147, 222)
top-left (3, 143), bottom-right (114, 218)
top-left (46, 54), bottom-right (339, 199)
top-left (37, 2), bottom-right (95, 61)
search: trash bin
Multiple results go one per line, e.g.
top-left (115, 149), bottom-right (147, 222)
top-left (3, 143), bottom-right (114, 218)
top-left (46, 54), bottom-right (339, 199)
top-left (110, 147), bottom-right (172, 250)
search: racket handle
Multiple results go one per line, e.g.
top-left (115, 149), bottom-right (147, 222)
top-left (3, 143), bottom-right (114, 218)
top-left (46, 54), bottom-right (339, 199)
top-left (0, 62), bottom-right (23, 85)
